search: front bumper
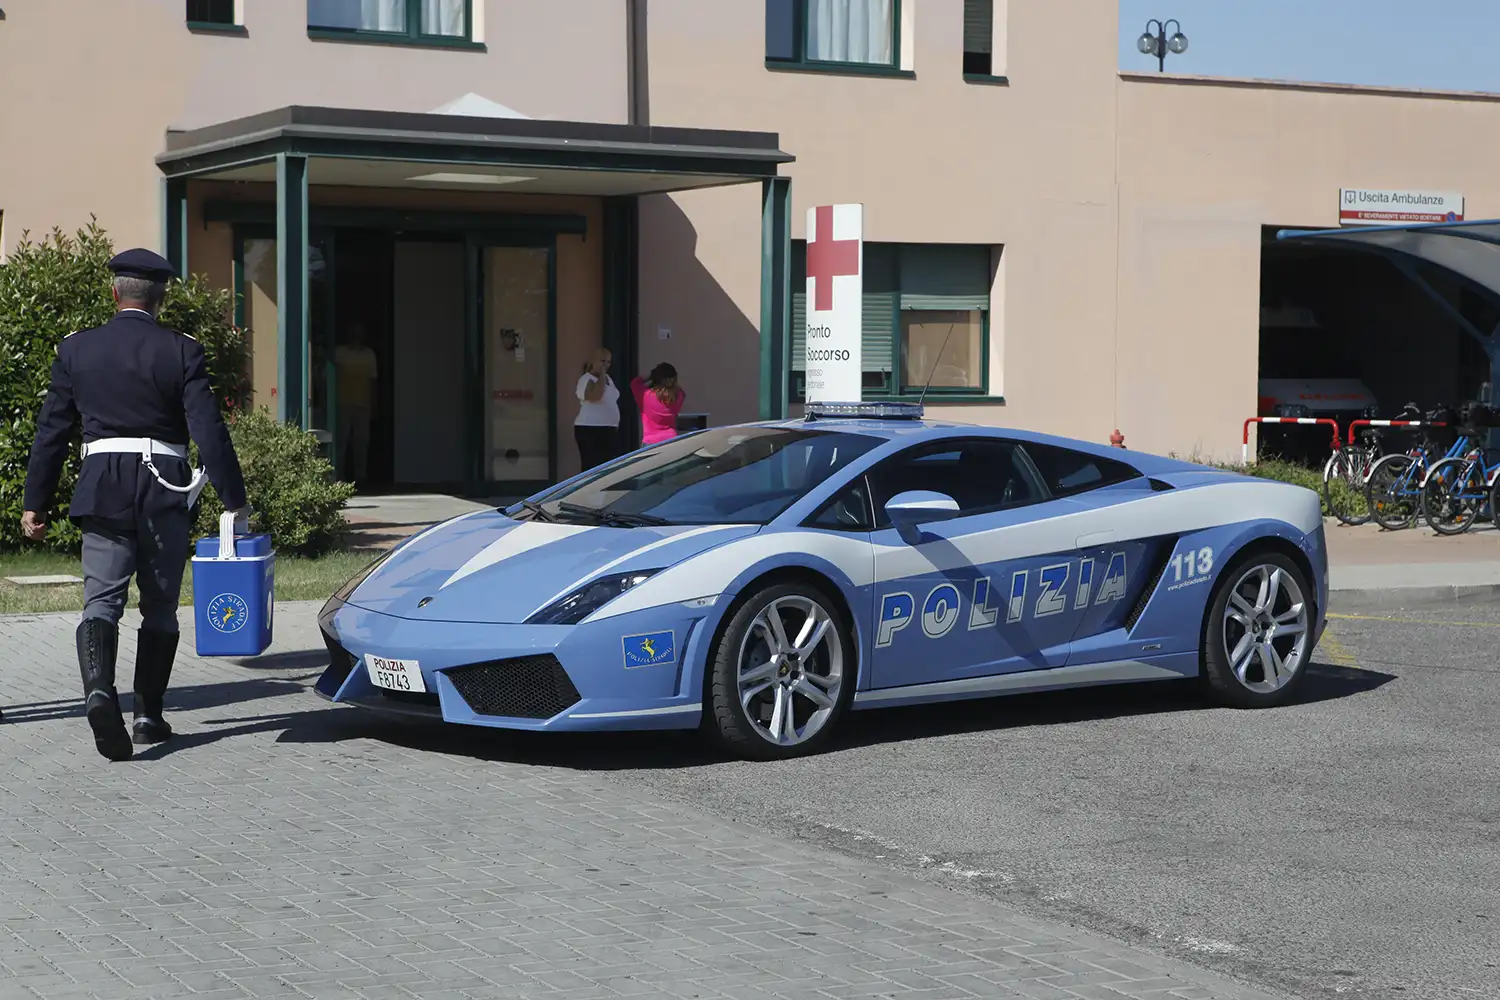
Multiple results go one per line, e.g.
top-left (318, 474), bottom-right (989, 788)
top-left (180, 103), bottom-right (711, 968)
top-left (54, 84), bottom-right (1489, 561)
top-left (314, 597), bottom-right (717, 732)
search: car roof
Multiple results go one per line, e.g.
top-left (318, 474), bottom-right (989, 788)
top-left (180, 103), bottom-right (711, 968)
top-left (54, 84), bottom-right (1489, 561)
top-left (747, 416), bottom-right (1212, 475)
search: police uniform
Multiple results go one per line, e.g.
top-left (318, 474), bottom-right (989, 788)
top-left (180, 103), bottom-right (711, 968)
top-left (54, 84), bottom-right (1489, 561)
top-left (23, 248), bottom-right (247, 761)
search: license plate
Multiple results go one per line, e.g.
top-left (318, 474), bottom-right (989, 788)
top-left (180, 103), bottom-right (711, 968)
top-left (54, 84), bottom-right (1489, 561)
top-left (366, 655), bottom-right (426, 693)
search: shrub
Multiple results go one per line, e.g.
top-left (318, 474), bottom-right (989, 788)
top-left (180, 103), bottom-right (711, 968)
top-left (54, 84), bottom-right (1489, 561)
top-left (192, 407), bottom-right (354, 557)
top-left (0, 219), bottom-right (297, 552)
top-left (1209, 456), bottom-right (1363, 521)
top-left (0, 223), bottom-right (117, 551)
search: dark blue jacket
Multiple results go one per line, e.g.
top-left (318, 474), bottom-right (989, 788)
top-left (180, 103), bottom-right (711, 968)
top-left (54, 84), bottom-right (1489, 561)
top-left (23, 309), bottom-right (248, 523)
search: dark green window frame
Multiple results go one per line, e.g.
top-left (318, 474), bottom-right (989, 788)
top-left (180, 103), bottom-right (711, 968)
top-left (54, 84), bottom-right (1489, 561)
top-left (765, 0), bottom-right (912, 79)
top-left (962, 0), bottom-right (1009, 83)
top-left (789, 242), bottom-right (998, 404)
top-left (307, 0), bottom-right (484, 50)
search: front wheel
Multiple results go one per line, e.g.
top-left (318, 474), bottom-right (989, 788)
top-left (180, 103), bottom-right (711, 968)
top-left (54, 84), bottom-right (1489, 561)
top-left (703, 582), bottom-right (855, 760)
top-left (1201, 551), bottom-right (1313, 709)
top-left (1421, 458), bottom-right (1482, 535)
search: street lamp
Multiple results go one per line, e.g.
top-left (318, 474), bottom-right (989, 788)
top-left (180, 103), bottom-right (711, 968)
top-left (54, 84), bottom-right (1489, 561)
top-left (1137, 19), bottom-right (1188, 72)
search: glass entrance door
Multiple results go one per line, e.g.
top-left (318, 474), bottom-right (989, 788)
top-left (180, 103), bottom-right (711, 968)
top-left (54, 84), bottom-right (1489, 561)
top-left (480, 245), bottom-right (553, 484)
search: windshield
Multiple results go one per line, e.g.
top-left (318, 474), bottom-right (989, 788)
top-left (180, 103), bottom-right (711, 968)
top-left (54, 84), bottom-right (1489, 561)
top-left (524, 426), bottom-right (883, 526)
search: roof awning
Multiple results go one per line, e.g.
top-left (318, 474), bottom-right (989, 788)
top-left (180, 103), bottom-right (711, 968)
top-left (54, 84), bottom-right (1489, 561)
top-left (1277, 220), bottom-right (1500, 301)
top-left (157, 105), bottom-right (793, 197)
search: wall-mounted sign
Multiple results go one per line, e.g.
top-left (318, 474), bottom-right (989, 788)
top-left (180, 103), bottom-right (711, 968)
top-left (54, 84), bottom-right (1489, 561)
top-left (804, 203), bottom-right (864, 403)
top-left (1339, 189), bottom-right (1464, 226)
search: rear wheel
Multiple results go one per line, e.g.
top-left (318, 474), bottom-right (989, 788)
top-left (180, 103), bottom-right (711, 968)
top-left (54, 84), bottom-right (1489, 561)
top-left (1421, 457), bottom-right (1482, 535)
top-left (703, 582), bottom-right (855, 760)
top-left (1366, 453), bottom-right (1419, 531)
top-left (1201, 550), bottom-right (1313, 709)
top-left (1324, 445), bottom-right (1373, 526)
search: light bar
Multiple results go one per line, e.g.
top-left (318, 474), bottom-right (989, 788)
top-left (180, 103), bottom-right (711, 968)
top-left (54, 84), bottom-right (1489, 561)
top-left (805, 401), bottom-right (924, 421)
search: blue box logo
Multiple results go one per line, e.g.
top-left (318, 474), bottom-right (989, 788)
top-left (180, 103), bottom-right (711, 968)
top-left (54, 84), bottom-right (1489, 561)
top-left (206, 593), bottom-right (251, 633)
top-left (622, 630), bottom-right (675, 669)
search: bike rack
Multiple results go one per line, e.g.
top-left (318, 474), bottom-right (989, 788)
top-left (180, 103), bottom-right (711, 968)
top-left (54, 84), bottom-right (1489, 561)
top-left (1344, 419), bottom-right (1447, 445)
top-left (1242, 417), bottom-right (1341, 464)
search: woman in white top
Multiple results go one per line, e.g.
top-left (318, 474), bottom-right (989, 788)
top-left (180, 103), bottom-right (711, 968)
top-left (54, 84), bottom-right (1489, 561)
top-left (574, 347), bottom-right (621, 471)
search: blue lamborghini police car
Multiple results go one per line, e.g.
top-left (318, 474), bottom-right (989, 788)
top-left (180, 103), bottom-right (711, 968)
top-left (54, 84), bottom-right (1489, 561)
top-left (315, 402), bottom-right (1327, 760)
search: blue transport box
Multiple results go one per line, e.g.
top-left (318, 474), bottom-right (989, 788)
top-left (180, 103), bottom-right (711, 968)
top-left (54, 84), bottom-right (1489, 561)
top-left (191, 512), bottom-right (275, 657)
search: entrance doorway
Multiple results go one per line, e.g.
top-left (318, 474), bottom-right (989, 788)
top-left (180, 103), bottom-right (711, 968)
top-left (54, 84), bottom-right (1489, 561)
top-left (236, 224), bottom-right (558, 495)
top-left (1258, 225), bottom-right (1493, 464)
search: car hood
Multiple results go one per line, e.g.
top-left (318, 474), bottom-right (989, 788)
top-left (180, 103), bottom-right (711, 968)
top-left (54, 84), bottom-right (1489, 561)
top-left (344, 511), bottom-right (760, 624)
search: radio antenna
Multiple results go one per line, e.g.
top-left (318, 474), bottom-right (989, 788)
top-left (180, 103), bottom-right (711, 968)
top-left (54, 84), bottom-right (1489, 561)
top-left (916, 322), bottom-right (958, 408)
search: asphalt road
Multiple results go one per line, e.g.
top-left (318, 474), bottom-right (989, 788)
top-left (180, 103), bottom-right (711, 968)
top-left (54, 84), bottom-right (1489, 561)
top-left (491, 593), bottom-right (1499, 1000)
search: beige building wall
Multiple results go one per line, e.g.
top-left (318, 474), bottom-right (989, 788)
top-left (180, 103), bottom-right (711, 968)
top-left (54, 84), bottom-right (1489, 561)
top-left (0, 0), bottom-right (628, 258)
top-left (9, 0), bottom-right (1500, 465)
top-left (646, 0), bottom-right (1500, 461)
top-left (1116, 73), bottom-right (1500, 459)
top-left (642, 0), bottom-right (1122, 444)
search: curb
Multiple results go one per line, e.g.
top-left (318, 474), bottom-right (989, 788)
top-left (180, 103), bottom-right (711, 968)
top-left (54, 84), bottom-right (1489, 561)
top-left (1329, 582), bottom-right (1500, 604)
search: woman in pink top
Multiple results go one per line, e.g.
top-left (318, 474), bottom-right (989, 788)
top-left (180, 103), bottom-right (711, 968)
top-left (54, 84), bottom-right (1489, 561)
top-left (631, 363), bottom-right (685, 445)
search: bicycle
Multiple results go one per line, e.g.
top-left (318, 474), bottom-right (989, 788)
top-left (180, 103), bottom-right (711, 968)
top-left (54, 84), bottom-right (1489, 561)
top-left (1364, 406), bottom-right (1460, 531)
top-left (1323, 402), bottom-right (1421, 526)
top-left (1420, 401), bottom-right (1500, 535)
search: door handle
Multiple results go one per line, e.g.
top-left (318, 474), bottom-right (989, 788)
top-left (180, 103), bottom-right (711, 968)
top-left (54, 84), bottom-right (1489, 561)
top-left (1076, 531), bottom-right (1120, 548)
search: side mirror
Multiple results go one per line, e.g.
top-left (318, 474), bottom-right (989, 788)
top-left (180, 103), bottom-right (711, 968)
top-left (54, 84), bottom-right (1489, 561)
top-left (885, 490), bottom-right (960, 543)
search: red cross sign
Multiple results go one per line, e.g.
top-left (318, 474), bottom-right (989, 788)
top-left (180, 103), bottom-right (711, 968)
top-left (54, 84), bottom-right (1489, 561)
top-left (806, 204), bottom-right (860, 312)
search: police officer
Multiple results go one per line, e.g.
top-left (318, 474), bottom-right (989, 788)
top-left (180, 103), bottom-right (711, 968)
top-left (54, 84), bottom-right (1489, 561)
top-left (21, 248), bottom-right (248, 762)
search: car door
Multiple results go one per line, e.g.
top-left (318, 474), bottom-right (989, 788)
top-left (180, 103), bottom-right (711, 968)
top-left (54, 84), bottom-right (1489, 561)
top-left (1014, 442), bottom-right (1177, 666)
top-left (864, 437), bottom-right (1089, 691)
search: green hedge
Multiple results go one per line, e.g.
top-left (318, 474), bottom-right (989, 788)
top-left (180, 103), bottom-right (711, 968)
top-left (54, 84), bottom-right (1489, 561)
top-left (1211, 458), bottom-right (1362, 521)
top-left (192, 408), bottom-right (354, 556)
top-left (0, 220), bottom-right (349, 555)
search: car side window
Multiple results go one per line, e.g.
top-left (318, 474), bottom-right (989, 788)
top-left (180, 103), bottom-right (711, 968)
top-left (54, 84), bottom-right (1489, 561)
top-left (806, 477), bottom-right (873, 531)
top-left (1020, 443), bottom-right (1141, 498)
top-left (867, 439), bottom-right (1046, 528)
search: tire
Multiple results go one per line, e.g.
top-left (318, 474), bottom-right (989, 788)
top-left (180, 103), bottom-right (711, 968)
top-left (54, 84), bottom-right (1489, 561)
top-left (1324, 445), bottom-right (1373, 526)
top-left (1200, 549), bottom-right (1314, 709)
top-left (1421, 457), bottom-right (1481, 535)
top-left (1366, 453), bottom-right (1419, 531)
top-left (702, 581), bottom-right (856, 760)
top-left (1491, 471), bottom-right (1500, 533)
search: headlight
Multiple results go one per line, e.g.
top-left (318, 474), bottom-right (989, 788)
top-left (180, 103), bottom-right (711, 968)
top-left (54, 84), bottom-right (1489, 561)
top-left (526, 570), bottom-right (662, 625)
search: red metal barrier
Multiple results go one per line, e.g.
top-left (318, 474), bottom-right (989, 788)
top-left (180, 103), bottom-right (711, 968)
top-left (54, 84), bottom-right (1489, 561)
top-left (1242, 417), bottom-right (1341, 464)
top-left (1345, 419), bottom-right (1446, 445)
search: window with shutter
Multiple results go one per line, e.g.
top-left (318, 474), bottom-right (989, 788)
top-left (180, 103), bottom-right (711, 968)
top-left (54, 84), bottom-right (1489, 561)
top-left (187, 0), bottom-right (238, 28)
top-left (963, 0), bottom-right (993, 75)
top-left (790, 242), bottom-right (997, 401)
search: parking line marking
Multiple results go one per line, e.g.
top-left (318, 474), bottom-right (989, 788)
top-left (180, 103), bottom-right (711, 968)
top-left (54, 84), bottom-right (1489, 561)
top-left (1318, 623), bottom-right (1361, 670)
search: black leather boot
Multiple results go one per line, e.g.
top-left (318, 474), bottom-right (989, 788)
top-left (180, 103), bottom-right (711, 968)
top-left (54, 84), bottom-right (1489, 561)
top-left (131, 629), bottom-right (178, 744)
top-left (77, 619), bottom-right (132, 762)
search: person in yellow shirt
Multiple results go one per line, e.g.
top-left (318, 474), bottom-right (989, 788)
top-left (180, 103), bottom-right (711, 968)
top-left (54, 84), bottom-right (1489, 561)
top-left (335, 321), bottom-right (378, 485)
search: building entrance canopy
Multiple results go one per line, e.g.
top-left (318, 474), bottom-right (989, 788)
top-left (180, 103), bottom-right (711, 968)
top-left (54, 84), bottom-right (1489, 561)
top-left (1277, 219), bottom-right (1500, 305)
top-left (1278, 220), bottom-right (1500, 405)
top-left (154, 106), bottom-right (797, 461)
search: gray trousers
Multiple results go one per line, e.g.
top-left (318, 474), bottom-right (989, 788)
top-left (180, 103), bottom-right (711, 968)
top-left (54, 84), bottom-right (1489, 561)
top-left (80, 511), bottom-right (193, 633)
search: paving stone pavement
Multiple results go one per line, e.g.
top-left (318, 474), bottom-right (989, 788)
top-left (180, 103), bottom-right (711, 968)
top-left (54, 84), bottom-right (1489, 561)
top-left (0, 604), bottom-right (1294, 1000)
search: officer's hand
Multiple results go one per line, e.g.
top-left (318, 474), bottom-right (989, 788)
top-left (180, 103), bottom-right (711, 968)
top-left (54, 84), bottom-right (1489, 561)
top-left (231, 506), bottom-right (253, 533)
top-left (20, 511), bottom-right (46, 542)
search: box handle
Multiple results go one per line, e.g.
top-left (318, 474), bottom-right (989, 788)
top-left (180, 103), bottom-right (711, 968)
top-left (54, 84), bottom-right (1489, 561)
top-left (218, 511), bottom-right (237, 561)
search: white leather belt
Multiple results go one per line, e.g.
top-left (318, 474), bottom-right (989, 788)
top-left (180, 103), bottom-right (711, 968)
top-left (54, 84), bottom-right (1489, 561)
top-left (82, 438), bottom-right (188, 460)
top-left (81, 437), bottom-right (208, 508)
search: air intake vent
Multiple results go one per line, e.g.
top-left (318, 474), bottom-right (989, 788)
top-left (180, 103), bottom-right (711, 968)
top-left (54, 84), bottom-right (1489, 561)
top-left (445, 655), bottom-right (582, 719)
top-left (317, 630), bottom-right (357, 697)
top-left (1125, 540), bottom-right (1178, 632)
top-left (1149, 478), bottom-right (1174, 492)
